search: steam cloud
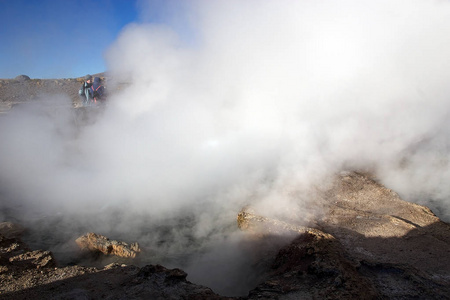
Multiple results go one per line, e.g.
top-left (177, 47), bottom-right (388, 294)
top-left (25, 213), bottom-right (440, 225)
top-left (1, 0), bottom-right (450, 295)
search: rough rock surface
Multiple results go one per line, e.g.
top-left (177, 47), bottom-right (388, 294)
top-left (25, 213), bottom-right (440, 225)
top-left (246, 230), bottom-right (379, 299)
top-left (1, 231), bottom-right (227, 299)
top-left (0, 235), bottom-right (228, 300)
top-left (1, 172), bottom-right (449, 299)
top-left (0, 233), bottom-right (56, 292)
top-left (240, 172), bottom-right (450, 299)
top-left (75, 232), bottom-right (141, 258)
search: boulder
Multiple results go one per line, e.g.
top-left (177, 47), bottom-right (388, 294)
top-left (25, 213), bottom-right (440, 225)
top-left (14, 75), bottom-right (30, 81)
top-left (75, 232), bottom-right (141, 258)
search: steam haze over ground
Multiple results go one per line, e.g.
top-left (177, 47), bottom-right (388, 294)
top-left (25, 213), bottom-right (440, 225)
top-left (1, 0), bottom-right (450, 295)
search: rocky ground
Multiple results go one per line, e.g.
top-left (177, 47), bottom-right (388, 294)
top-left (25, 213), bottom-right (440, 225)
top-left (0, 75), bottom-right (84, 112)
top-left (240, 172), bottom-right (450, 299)
top-left (1, 172), bottom-right (449, 299)
top-left (1, 75), bottom-right (450, 299)
top-left (0, 74), bottom-right (114, 112)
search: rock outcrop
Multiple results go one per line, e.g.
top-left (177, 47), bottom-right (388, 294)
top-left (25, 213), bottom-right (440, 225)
top-left (75, 232), bottom-right (141, 258)
top-left (239, 172), bottom-right (450, 299)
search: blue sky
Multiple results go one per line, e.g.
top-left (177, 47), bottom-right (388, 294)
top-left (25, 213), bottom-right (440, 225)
top-left (0, 0), bottom-right (189, 79)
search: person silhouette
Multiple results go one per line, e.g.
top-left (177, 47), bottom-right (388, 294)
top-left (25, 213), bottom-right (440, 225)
top-left (78, 74), bottom-right (93, 107)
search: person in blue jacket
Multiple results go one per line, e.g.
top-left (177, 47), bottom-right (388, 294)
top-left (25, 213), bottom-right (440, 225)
top-left (79, 74), bottom-right (93, 106)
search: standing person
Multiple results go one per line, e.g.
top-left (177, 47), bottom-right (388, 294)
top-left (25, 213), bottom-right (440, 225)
top-left (78, 75), bottom-right (93, 107)
top-left (90, 77), bottom-right (106, 104)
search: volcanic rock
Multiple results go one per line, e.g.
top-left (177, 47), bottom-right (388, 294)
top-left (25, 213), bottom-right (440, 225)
top-left (249, 231), bottom-right (379, 299)
top-left (1, 172), bottom-right (450, 298)
top-left (75, 232), bottom-right (141, 258)
top-left (0, 231), bottom-right (229, 299)
top-left (239, 172), bottom-right (450, 299)
top-left (0, 231), bottom-right (56, 289)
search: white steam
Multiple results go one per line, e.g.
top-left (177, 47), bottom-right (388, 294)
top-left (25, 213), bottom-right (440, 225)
top-left (103, 0), bottom-right (450, 218)
top-left (1, 0), bottom-right (450, 295)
